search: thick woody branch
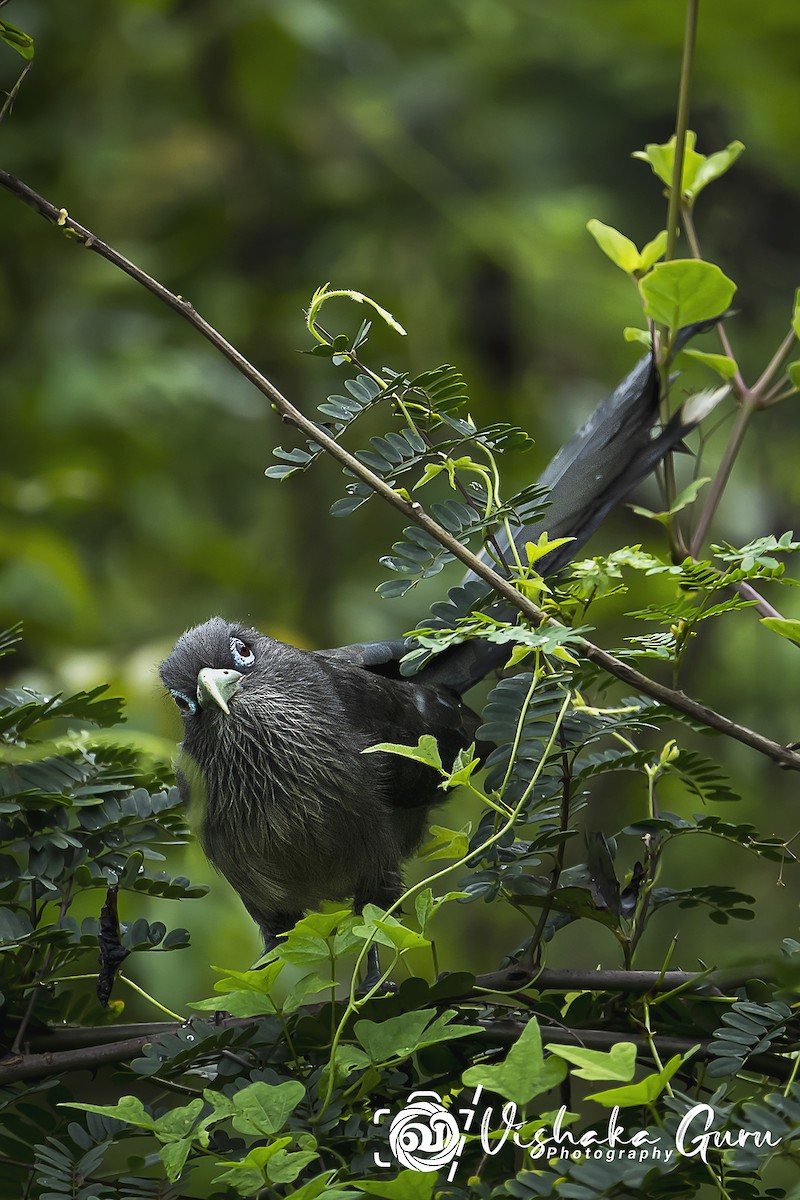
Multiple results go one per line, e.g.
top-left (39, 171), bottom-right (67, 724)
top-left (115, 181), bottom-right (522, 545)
top-left (474, 965), bottom-right (750, 995)
top-left (1, 170), bottom-right (799, 771)
top-left (3, 1001), bottom-right (793, 1085)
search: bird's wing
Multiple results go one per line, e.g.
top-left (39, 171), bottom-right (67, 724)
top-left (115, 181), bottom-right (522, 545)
top-left (314, 638), bottom-right (411, 677)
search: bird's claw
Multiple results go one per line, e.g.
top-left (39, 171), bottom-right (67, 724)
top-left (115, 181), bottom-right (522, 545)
top-left (356, 975), bottom-right (398, 997)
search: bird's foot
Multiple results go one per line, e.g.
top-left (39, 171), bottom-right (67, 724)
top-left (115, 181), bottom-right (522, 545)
top-left (356, 973), bottom-right (398, 997)
top-left (355, 945), bottom-right (397, 996)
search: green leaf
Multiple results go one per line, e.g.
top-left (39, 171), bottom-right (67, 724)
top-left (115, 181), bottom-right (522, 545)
top-left (689, 141), bottom-right (745, 200)
top-left (0, 20), bottom-right (34, 60)
top-left (414, 889), bottom-right (435, 931)
top-left (215, 1157), bottom-right (276, 1196)
top-left (307, 283), bottom-right (407, 340)
top-left (443, 746), bottom-right (481, 789)
top-left (630, 477), bottom-right (710, 525)
top-left (789, 363), bottom-right (800, 390)
top-left (269, 909), bottom-right (348, 966)
top-left (154, 1098), bottom-right (204, 1141)
top-left (462, 1017), bottom-right (566, 1105)
top-left (369, 917), bottom-right (430, 953)
top-left (586, 220), bottom-right (642, 275)
top-left (289, 1172), bottom-right (362, 1200)
top-left (60, 1096), bottom-right (155, 1131)
top-left (220, 1137), bottom-right (321, 1185)
top-left (354, 1171), bottom-right (437, 1200)
top-left (191, 989), bottom-right (276, 1016)
top-left (418, 824), bottom-right (470, 861)
top-left (793, 288), bottom-right (800, 340)
top-left (640, 260), bottom-right (736, 331)
top-left (229, 1080), bottom-right (305, 1138)
top-left (191, 961), bottom-right (282, 1013)
top-left (760, 617), bottom-right (800, 646)
top-left (633, 131), bottom-right (705, 191)
top-left (329, 1045), bottom-right (372, 1081)
top-left (623, 327), bottom-right (652, 347)
top-left (669, 476), bottom-right (712, 514)
top-left (679, 348), bottom-right (738, 379)
top-left (525, 533), bottom-right (574, 565)
top-left (291, 907), bottom-right (353, 940)
top-left (412, 461), bottom-right (449, 490)
top-left (284, 972), bottom-right (337, 1012)
top-left (268, 1147), bottom-right (320, 1184)
top-left (354, 902), bottom-right (431, 951)
top-left (160, 1138), bottom-right (193, 1182)
top-left (362, 735), bottom-right (443, 771)
top-left (639, 230), bottom-right (668, 270)
top-left (586, 1050), bottom-right (695, 1106)
top-left (633, 132), bottom-right (743, 203)
top-left (354, 1008), bottom-right (480, 1063)
top-left (545, 1042), bottom-right (637, 1082)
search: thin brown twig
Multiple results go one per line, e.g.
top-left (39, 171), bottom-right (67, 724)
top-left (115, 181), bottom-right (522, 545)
top-left (678, 207), bottom-right (798, 633)
top-left (11, 879), bottom-right (73, 1054)
top-left (0, 59), bottom-right (32, 127)
top-left (690, 394), bottom-right (758, 556)
top-left (1, 169), bottom-right (799, 771)
top-left (521, 726), bottom-right (572, 967)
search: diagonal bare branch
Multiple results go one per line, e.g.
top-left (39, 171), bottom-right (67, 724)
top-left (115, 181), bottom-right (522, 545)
top-left (1, 169), bottom-right (799, 771)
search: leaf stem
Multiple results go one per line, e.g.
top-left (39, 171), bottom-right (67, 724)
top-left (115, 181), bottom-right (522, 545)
top-left (117, 975), bottom-right (185, 1021)
top-left (0, 58), bottom-right (32, 127)
top-left (658, 0), bottom-right (699, 538)
top-left (689, 393), bottom-right (757, 556)
top-left (752, 328), bottom-right (797, 399)
top-left (664, 0), bottom-right (699, 266)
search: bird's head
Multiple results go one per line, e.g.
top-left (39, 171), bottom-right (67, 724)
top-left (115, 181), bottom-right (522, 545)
top-left (159, 616), bottom-right (267, 727)
top-left (159, 617), bottom-right (343, 828)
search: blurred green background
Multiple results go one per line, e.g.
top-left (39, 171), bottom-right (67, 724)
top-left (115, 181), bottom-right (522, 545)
top-left (1, 0), bottom-right (799, 1015)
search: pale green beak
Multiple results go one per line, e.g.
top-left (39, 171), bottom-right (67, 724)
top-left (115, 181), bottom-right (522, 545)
top-left (196, 667), bottom-right (243, 715)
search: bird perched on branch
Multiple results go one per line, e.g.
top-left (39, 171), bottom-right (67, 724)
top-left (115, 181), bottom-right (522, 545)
top-left (160, 325), bottom-right (719, 983)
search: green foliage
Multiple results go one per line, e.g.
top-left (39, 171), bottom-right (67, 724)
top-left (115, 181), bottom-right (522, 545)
top-left (705, 1000), bottom-right (792, 1078)
top-left (633, 131), bottom-right (745, 205)
top-left (586, 220), bottom-right (667, 277)
top-left (0, 18), bottom-right (34, 60)
top-left (462, 1017), bottom-right (567, 1104)
top-left (3, 615), bottom-right (798, 1197)
top-left (640, 260), bottom-right (736, 332)
top-left (2, 3), bottom-right (800, 1197)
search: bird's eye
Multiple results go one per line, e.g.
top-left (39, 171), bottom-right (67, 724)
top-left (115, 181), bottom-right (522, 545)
top-left (230, 637), bottom-right (256, 668)
top-left (170, 689), bottom-right (197, 716)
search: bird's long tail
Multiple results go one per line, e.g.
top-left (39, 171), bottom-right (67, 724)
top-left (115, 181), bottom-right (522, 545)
top-left (415, 318), bottom-right (725, 693)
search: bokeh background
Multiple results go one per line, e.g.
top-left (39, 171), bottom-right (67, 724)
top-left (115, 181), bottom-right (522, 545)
top-left (1, 0), bottom-right (799, 1014)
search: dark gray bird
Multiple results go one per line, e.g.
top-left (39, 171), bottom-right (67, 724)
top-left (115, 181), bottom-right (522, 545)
top-left (160, 617), bottom-right (480, 969)
top-left (159, 325), bottom-right (721, 983)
